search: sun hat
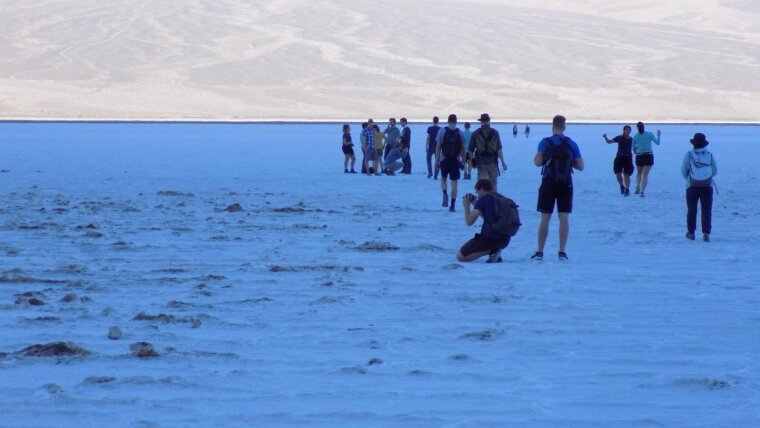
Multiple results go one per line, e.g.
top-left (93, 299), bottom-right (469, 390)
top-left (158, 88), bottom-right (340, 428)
top-left (690, 132), bottom-right (709, 148)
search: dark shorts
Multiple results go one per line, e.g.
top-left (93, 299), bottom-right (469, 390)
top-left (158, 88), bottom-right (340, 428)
top-left (460, 233), bottom-right (509, 257)
top-left (636, 153), bottom-right (654, 167)
top-left (342, 145), bottom-right (354, 155)
top-left (537, 179), bottom-right (573, 214)
top-left (613, 155), bottom-right (634, 175)
top-left (440, 157), bottom-right (461, 180)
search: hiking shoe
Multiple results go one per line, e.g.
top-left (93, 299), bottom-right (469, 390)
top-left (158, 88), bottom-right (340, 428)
top-left (686, 232), bottom-right (695, 240)
top-left (639, 192), bottom-right (645, 198)
top-left (634, 186), bottom-right (640, 195)
top-left (350, 169), bottom-right (357, 173)
top-left (386, 170), bottom-right (395, 176)
top-left (486, 251), bottom-right (503, 263)
top-left (620, 185), bottom-right (625, 195)
top-left (427, 173), bottom-right (432, 178)
top-left (703, 233), bottom-right (710, 242)
top-left (530, 251), bottom-right (543, 261)
top-left (344, 169), bottom-right (349, 173)
top-left (558, 252), bottom-right (568, 261)
top-left (449, 205), bottom-right (455, 212)
top-left (442, 194), bottom-right (449, 207)
top-left (624, 188), bottom-right (630, 196)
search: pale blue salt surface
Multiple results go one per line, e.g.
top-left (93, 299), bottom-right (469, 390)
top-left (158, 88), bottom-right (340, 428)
top-left (0, 122), bottom-right (758, 427)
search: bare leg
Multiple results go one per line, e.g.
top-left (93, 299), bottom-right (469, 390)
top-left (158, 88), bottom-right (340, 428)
top-left (350, 155), bottom-right (356, 170)
top-left (635, 165), bottom-right (643, 191)
top-left (457, 250), bottom-right (491, 262)
top-left (558, 212), bottom-right (570, 253)
top-left (615, 172), bottom-right (624, 186)
top-left (344, 154), bottom-right (349, 170)
top-left (641, 165), bottom-right (652, 193)
top-left (451, 180), bottom-right (458, 200)
top-left (537, 212), bottom-right (552, 252)
top-left (440, 178), bottom-right (448, 193)
top-left (624, 174), bottom-right (631, 189)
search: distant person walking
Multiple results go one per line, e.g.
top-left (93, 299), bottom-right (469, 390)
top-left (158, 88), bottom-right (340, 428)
top-left (426, 116), bottom-right (442, 179)
top-left (681, 133), bottom-right (718, 242)
top-left (399, 118), bottom-right (412, 174)
top-left (383, 118), bottom-right (400, 160)
top-left (532, 115), bottom-right (584, 261)
top-left (602, 125), bottom-right (634, 195)
top-left (436, 114), bottom-right (466, 212)
top-left (457, 179), bottom-right (512, 263)
top-left (360, 119), bottom-right (376, 175)
top-left (512, 124), bottom-right (518, 138)
top-left (469, 113), bottom-right (507, 192)
top-left (342, 124), bottom-right (357, 173)
top-left (463, 122), bottom-right (473, 180)
top-left (524, 124), bottom-right (531, 138)
top-left (632, 121), bottom-right (661, 197)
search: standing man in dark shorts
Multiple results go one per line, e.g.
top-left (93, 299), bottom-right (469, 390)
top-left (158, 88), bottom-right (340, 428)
top-left (532, 115), bottom-right (584, 261)
top-left (426, 116), bottom-right (441, 179)
top-left (399, 118), bottom-right (412, 174)
top-left (435, 114), bottom-right (466, 212)
top-left (603, 125), bottom-right (634, 196)
top-left (469, 113), bottom-right (507, 192)
top-left (457, 179), bottom-right (510, 263)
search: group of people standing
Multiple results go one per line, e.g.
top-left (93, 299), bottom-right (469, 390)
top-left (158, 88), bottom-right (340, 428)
top-left (341, 118), bottom-right (411, 176)
top-left (341, 114), bottom-right (719, 262)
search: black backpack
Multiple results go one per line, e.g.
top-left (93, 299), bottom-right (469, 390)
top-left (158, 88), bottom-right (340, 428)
top-left (441, 128), bottom-right (461, 159)
top-left (490, 193), bottom-right (521, 237)
top-left (542, 136), bottom-right (574, 184)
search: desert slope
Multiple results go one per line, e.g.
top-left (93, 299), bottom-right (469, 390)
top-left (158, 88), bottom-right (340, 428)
top-left (0, 0), bottom-right (758, 121)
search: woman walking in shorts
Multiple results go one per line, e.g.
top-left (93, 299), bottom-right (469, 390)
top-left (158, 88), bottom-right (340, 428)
top-left (342, 124), bottom-right (357, 173)
top-left (632, 121), bottom-right (661, 197)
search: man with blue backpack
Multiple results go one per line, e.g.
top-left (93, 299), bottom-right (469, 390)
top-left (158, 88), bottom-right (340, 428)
top-left (532, 115), bottom-right (584, 261)
top-left (436, 114), bottom-right (466, 212)
top-left (681, 132), bottom-right (718, 242)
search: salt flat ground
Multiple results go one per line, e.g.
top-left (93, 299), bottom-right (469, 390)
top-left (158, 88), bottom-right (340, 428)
top-left (0, 122), bottom-right (758, 427)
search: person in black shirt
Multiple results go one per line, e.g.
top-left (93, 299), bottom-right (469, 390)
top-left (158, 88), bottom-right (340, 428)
top-left (603, 125), bottom-right (634, 196)
top-left (342, 124), bottom-right (357, 173)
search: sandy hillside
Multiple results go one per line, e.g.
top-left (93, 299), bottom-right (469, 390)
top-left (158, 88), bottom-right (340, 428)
top-left (0, 0), bottom-right (759, 121)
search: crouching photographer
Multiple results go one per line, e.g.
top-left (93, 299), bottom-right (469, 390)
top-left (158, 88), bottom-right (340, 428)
top-left (457, 178), bottom-right (519, 263)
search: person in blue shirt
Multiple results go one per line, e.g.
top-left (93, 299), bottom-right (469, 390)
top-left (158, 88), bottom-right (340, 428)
top-left (360, 119), bottom-right (377, 175)
top-left (512, 124), bottom-right (518, 138)
top-left (383, 142), bottom-right (406, 175)
top-left (602, 125), bottom-right (634, 195)
top-left (457, 179), bottom-right (510, 263)
top-left (531, 115), bottom-right (584, 261)
top-left (426, 116), bottom-right (441, 179)
top-left (436, 114), bottom-right (466, 212)
top-left (632, 121), bottom-right (661, 197)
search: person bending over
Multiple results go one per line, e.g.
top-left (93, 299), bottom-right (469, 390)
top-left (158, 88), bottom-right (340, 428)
top-left (457, 179), bottom-right (511, 263)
